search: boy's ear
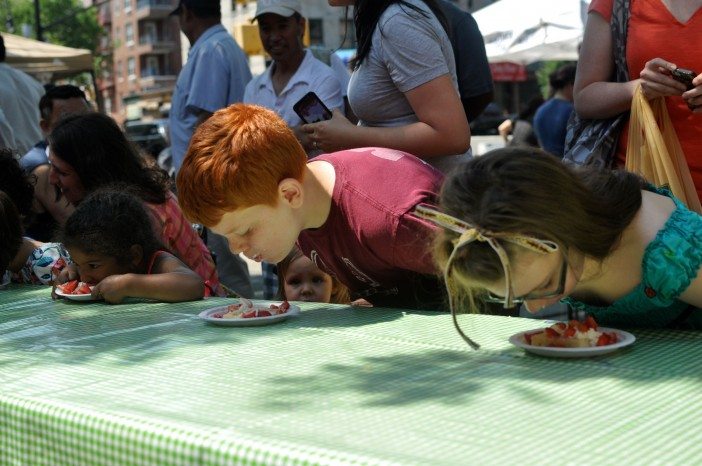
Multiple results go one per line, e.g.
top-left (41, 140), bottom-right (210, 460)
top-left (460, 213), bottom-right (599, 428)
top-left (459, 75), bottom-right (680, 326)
top-left (278, 178), bottom-right (303, 208)
top-left (129, 244), bottom-right (144, 269)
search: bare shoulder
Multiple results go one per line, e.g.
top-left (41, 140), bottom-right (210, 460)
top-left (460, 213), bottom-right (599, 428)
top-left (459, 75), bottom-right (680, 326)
top-left (591, 190), bottom-right (676, 301)
top-left (633, 189), bottom-right (676, 244)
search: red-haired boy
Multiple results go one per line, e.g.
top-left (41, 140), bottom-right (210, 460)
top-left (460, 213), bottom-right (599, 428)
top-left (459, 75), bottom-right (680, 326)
top-left (177, 104), bottom-right (445, 309)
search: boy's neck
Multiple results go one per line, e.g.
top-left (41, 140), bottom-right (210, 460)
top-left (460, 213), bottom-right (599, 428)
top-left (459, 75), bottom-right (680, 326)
top-left (301, 161), bottom-right (336, 229)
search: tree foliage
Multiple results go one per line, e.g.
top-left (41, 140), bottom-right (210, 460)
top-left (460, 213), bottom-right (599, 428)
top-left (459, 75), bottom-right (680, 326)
top-left (2, 0), bottom-right (103, 53)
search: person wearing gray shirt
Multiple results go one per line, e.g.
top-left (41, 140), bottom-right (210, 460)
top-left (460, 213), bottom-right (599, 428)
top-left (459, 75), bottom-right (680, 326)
top-left (303, 0), bottom-right (471, 174)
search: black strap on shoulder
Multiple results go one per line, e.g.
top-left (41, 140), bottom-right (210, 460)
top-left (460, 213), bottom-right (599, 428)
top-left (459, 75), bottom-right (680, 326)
top-left (611, 0), bottom-right (630, 83)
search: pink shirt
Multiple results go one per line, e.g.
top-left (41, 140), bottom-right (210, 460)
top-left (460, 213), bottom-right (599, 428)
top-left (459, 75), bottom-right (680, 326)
top-left (297, 148), bottom-right (444, 309)
top-left (145, 192), bottom-right (222, 296)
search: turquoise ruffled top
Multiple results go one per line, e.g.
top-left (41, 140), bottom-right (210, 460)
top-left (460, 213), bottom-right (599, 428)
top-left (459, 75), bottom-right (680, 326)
top-left (563, 186), bottom-right (702, 328)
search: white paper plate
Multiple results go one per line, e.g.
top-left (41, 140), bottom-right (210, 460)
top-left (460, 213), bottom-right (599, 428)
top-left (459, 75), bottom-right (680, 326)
top-left (55, 287), bottom-right (97, 301)
top-left (198, 300), bottom-right (300, 327)
top-left (509, 327), bottom-right (636, 358)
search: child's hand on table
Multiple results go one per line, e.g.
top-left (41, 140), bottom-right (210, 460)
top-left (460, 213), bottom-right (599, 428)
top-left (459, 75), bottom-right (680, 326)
top-left (90, 274), bottom-right (134, 304)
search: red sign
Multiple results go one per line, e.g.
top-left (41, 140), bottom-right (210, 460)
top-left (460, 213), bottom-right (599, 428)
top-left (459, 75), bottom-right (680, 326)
top-left (489, 62), bottom-right (527, 82)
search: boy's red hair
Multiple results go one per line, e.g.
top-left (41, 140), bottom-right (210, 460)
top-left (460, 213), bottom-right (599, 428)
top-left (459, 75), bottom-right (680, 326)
top-left (177, 104), bottom-right (307, 226)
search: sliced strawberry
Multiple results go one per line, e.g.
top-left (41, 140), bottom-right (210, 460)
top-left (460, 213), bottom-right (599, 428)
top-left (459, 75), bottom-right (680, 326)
top-left (596, 334), bottom-right (612, 346)
top-left (544, 328), bottom-right (559, 338)
top-left (268, 302), bottom-right (290, 315)
top-left (74, 282), bottom-right (92, 294)
top-left (584, 316), bottom-right (598, 330)
top-left (551, 322), bottom-right (567, 334)
top-left (569, 320), bottom-right (588, 333)
top-left (241, 309), bottom-right (273, 318)
top-left (564, 326), bottom-right (577, 337)
top-left (59, 280), bottom-right (78, 293)
top-left (605, 332), bottom-right (618, 344)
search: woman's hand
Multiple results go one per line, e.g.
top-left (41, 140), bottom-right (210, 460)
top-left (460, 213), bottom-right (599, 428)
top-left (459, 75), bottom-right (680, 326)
top-left (639, 58), bottom-right (689, 99)
top-left (682, 71), bottom-right (702, 113)
top-left (301, 109), bottom-right (355, 153)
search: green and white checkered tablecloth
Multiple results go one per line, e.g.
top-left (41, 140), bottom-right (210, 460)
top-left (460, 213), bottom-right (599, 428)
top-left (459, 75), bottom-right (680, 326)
top-left (1, 285), bottom-right (701, 465)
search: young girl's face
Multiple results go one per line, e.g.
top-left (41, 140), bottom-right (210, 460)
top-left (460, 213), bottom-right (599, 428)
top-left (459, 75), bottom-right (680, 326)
top-left (67, 247), bottom-right (132, 285)
top-left (284, 255), bottom-right (334, 303)
top-left (477, 249), bottom-right (579, 312)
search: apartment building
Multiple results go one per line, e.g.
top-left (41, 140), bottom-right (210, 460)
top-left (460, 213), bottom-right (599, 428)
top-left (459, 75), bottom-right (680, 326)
top-left (97, 0), bottom-right (182, 122)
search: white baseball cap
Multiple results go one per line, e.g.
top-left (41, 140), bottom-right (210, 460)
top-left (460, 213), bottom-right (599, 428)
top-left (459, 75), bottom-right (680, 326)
top-left (254, 0), bottom-right (303, 20)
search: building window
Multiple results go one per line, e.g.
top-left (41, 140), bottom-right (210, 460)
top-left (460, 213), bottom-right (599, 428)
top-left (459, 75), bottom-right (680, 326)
top-left (144, 56), bottom-right (159, 77)
top-left (308, 19), bottom-right (323, 45)
top-left (128, 57), bottom-right (136, 80)
top-left (126, 23), bottom-right (134, 46)
top-left (142, 22), bottom-right (156, 44)
top-left (124, 0), bottom-right (131, 13)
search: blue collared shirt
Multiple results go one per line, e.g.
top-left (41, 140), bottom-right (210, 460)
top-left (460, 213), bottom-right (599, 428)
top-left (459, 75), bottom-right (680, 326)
top-left (170, 24), bottom-right (252, 171)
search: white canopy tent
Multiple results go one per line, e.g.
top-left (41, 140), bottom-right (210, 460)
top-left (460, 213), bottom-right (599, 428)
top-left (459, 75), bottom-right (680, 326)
top-left (3, 32), bottom-right (93, 77)
top-left (474, 0), bottom-right (590, 64)
top-left (2, 32), bottom-right (102, 111)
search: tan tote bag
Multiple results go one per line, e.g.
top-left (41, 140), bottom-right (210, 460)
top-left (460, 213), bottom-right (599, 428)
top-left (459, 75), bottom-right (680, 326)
top-left (626, 84), bottom-right (702, 213)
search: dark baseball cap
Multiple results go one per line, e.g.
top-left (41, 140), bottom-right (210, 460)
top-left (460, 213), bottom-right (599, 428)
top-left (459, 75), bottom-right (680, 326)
top-left (170, 0), bottom-right (220, 17)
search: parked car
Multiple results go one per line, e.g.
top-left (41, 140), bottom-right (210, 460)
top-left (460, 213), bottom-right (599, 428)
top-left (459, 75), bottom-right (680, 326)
top-left (124, 119), bottom-right (169, 159)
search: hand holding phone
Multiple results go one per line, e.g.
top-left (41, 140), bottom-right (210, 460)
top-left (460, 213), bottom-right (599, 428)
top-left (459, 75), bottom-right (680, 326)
top-left (293, 92), bottom-right (332, 124)
top-left (671, 68), bottom-right (698, 110)
top-left (671, 68), bottom-right (697, 90)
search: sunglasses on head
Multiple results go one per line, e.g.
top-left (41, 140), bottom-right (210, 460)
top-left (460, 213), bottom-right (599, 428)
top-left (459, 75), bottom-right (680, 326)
top-left (414, 204), bottom-right (562, 350)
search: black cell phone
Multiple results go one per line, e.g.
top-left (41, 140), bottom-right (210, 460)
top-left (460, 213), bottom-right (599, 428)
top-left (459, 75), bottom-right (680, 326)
top-left (293, 92), bottom-right (332, 124)
top-left (671, 68), bottom-right (696, 90)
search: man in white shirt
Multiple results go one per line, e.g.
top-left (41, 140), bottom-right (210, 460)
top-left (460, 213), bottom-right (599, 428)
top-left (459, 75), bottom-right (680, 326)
top-left (245, 0), bottom-right (344, 157)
